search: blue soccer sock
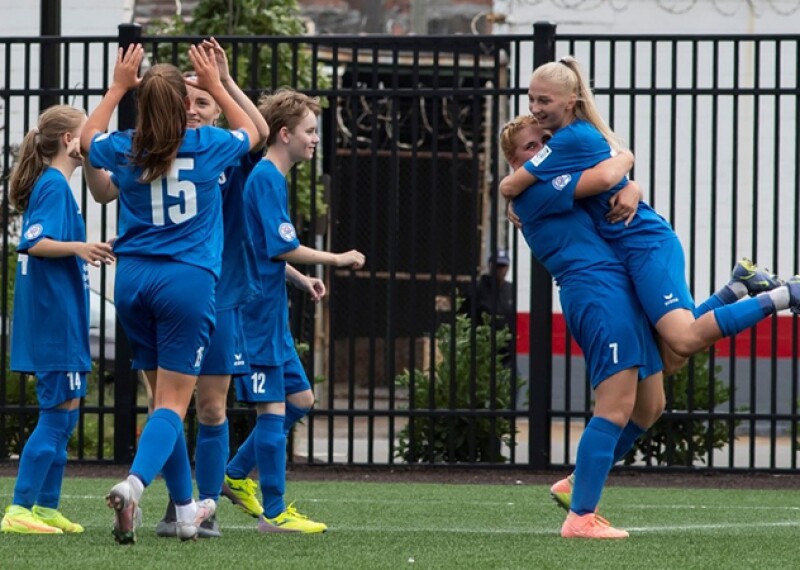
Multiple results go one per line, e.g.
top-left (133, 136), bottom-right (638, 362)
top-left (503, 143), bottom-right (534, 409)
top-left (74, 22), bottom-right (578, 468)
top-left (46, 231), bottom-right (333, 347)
top-left (284, 401), bottom-right (310, 436)
top-left (36, 408), bottom-right (80, 509)
top-left (226, 429), bottom-right (256, 480)
top-left (130, 408), bottom-right (183, 487)
top-left (713, 296), bottom-right (774, 338)
top-left (255, 413), bottom-right (287, 519)
top-left (12, 408), bottom-right (71, 509)
top-left (161, 425), bottom-right (193, 504)
top-left (195, 420), bottom-right (229, 501)
top-left (612, 420), bottom-right (646, 463)
top-left (571, 416), bottom-right (622, 516)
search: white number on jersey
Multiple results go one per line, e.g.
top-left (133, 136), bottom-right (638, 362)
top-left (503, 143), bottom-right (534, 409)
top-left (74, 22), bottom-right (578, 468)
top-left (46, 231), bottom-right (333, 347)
top-left (251, 372), bottom-right (266, 394)
top-left (608, 342), bottom-right (619, 364)
top-left (150, 157), bottom-right (197, 226)
top-left (18, 253), bottom-right (29, 276)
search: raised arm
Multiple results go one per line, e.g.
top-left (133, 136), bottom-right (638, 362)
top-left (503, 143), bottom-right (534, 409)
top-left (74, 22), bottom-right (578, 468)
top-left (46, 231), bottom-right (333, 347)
top-left (83, 160), bottom-right (119, 204)
top-left (203, 37), bottom-right (269, 150)
top-left (187, 44), bottom-right (260, 150)
top-left (80, 43), bottom-right (144, 154)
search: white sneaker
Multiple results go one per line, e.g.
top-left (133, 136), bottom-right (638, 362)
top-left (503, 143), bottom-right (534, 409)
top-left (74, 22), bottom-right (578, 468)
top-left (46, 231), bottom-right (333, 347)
top-left (176, 499), bottom-right (216, 541)
top-left (106, 480), bottom-right (142, 545)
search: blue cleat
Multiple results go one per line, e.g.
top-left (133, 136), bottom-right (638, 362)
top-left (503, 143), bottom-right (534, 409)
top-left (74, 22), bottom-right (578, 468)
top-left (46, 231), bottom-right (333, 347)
top-left (786, 276), bottom-right (800, 315)
top-left (730, 258), bottom-right (782, 296)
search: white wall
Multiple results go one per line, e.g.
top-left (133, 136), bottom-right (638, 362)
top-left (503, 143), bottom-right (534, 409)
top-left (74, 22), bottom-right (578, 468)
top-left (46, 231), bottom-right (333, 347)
top-left (1, 1), bottom-right (127, 298)
top-left (494, 0), bottom-right (800, 313)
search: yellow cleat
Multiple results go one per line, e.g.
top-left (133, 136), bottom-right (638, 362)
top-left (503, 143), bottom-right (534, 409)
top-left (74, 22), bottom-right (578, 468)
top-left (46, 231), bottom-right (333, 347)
top-left (257, 503), bottom-right (327, 534)
top-left (32, 505), bottom-right (84, 533)
top-left (221, 475), bottom-right (264, 518)
top-left (1, 505), bottom-right (63, 534)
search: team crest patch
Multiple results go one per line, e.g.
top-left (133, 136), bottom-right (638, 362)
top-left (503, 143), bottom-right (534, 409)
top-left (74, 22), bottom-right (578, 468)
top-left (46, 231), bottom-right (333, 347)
top-left (279, 223), bottom-right (297, 242)
top-left (530, 144), bottom-right (552, 167)
top-left (24, 223), bottom-right (43, 240)
top-left (552, 174), bottom-right (572, 191)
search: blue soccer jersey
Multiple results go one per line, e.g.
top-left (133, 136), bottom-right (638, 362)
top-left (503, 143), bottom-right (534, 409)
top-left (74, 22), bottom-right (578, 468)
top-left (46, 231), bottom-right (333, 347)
top-left (216, 152), bottom-right (263, 310)
top-left (241, 159), bottom-right (300, 366)
top-left (89, 126), bottom-right (250, 278)
top-left (523, 119), bottom-right (674, 243)
top-left (513, 171), bottom-right (622, 286)
top-left (513, 172), bottom-right (662, 385)
top-left (11, 167), bottom-right (91, 373)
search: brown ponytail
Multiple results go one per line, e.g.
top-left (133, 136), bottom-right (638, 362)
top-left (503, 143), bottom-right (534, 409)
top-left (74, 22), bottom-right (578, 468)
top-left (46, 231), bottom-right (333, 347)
top-left (9, 105), bottom-right (85, 212)
top-left (131, 63), bottom-right (187, 183)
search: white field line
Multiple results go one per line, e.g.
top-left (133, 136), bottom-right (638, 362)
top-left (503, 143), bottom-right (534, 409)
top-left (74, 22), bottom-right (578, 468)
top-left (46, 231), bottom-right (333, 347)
top-left (9, 494), bottom-right (800, 512)
top-left (72, 520), bottom-right (800, 535)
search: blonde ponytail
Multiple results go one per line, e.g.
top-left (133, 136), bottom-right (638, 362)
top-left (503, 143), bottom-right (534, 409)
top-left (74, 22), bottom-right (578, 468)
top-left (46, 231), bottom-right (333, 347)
top-left (532, 56), bottom-right (623, 153)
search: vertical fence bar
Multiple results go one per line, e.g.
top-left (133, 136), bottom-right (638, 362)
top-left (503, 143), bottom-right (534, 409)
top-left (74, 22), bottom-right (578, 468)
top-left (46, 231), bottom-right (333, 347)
top-left (527, 21), bottom-right (556, 469)
top-left (112, 22), bottom-right (142, 465)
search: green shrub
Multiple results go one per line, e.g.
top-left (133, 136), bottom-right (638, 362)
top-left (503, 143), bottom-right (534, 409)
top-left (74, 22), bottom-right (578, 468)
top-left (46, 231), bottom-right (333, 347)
top-left (622, 350), bottom-right (735, 466)
top-left (395, 311), bottom-right (522, 463)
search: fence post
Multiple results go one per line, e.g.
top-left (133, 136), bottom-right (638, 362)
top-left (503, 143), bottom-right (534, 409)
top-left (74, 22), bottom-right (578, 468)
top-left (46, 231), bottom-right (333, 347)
top-left (39, 0), bottom-right (61, 111)
top-left (112, 22), bottom-right (142, 465)
top-left (527, 21), bottom-right (556, 470)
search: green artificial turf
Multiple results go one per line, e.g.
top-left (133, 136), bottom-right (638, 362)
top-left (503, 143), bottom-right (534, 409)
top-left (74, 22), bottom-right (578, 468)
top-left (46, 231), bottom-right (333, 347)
top-left (1, 477), bottom-right (798, 569)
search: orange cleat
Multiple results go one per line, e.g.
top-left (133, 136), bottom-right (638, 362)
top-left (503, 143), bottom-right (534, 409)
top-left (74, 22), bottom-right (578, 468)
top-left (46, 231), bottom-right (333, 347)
top-left (560, 512), bottom-right (629, 539)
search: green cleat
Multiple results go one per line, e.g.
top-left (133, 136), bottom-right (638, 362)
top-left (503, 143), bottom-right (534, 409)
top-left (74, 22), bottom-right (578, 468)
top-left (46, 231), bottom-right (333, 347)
top-left (257, 503), bottom-right (327, 534)
top-left (1, 505), bottom-right (63, 534)
top-left (32, 506), bottom-right (84, 533)
top-left (730, 258), bottom-right (782, 296)
top-left (221, 475), bottom-right (264, 518)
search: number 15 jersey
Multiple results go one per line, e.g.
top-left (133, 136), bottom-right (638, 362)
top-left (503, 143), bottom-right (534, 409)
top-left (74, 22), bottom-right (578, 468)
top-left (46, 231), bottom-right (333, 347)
top-left (89, 126), bottom-right (250, 278)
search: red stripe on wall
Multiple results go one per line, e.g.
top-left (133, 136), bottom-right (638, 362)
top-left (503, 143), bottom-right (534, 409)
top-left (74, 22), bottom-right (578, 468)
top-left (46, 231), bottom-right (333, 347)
top-left (516, 312), bottom-right (800, 358)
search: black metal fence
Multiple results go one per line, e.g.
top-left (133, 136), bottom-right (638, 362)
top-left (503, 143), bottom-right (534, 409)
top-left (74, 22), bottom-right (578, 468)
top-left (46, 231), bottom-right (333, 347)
top-left (1, 23), bottom-right (799, 472)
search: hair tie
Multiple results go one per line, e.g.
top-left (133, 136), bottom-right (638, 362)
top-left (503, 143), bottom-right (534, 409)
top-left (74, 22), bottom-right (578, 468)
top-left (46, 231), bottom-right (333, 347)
top-left (31, 126), bottom-right (40, 135)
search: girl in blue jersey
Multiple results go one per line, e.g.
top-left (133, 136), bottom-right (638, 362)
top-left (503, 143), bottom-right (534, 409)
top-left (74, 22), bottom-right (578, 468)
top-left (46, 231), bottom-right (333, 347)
top-left (220, 88), bottom-right (364, 534)
top-left (150, 38), bottom-right (270, 539)
top-left (500, 56), bottom-right (796, 376)
top-left (1, 106), bottom-right (115, 535)
top-left (80, 43), bottom-right (260, 544)
top-left (501, 115), bottom-right (663, 538)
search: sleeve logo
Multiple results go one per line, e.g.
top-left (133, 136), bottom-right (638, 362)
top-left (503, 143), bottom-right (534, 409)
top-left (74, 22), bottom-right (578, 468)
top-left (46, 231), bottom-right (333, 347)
top-left (551, 174), bottom-right (572, 191)
top-left (279, 222), bottom-right (297, 242)
top-left (24, 223), bottom-right (43, 240)
top-left (530, 144), bottom-right (552, 167)
top-left (232, 130), bottom-right (246, 141)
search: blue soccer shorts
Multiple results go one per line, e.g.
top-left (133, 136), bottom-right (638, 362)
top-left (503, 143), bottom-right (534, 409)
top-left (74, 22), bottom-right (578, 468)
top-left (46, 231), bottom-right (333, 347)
top-left (35, 371), bottom-right (87, 409)
top-left (200, 306), bottom-right (250, 376)
top-left (615, 235), bottom-right (696, 326)
top-left (234, 348), bottom-right (311, 403)
top-left (114, 257), bottom-right (216, 376)
top-left (560, 270), bottom-right (662, 388)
